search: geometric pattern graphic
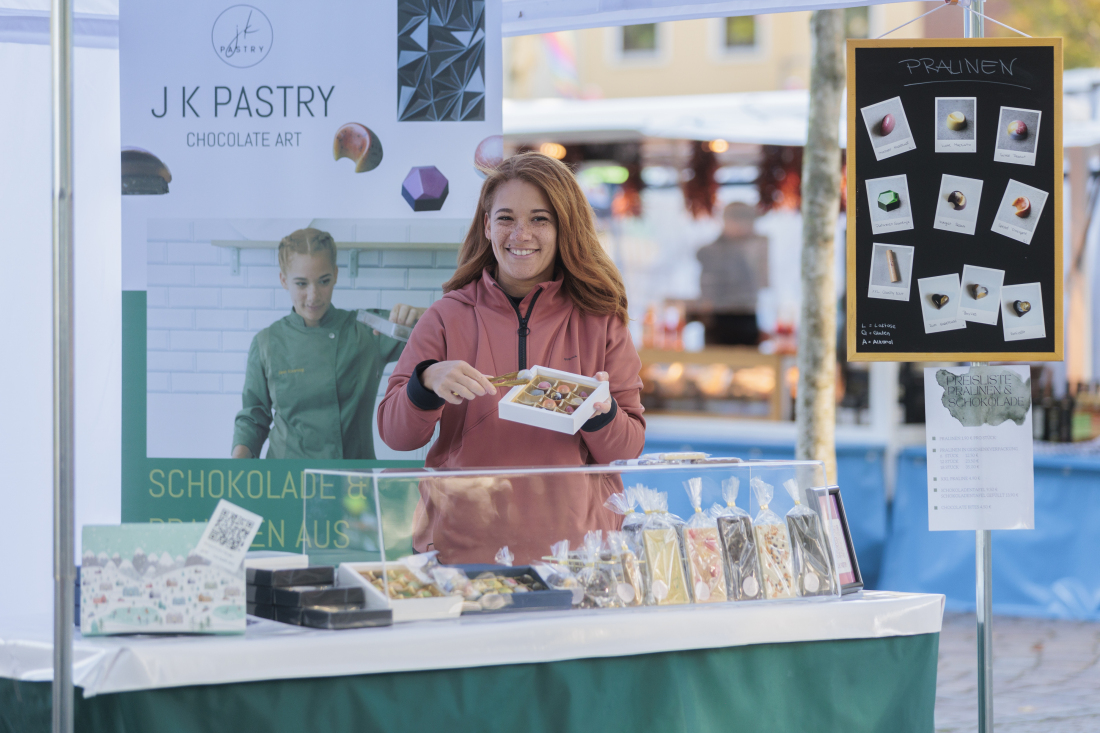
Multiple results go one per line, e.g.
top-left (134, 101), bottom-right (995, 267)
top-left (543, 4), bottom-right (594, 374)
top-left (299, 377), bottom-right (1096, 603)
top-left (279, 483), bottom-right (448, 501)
top-left (402, 166), bottom-right (450, 211)
top-left (398, 0), bottom-right (486, 121)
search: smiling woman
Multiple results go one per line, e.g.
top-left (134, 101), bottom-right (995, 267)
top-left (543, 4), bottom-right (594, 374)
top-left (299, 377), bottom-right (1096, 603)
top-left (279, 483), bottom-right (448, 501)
top-left (377, 153), bottom-right (646, 564)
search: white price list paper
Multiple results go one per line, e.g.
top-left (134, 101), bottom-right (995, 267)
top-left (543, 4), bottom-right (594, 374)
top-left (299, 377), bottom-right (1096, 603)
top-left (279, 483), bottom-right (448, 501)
top-left (924, 365), bottom-right (1035, 531)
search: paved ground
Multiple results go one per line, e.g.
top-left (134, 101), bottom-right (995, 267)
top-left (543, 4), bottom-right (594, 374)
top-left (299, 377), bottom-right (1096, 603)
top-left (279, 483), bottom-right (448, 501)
top-left (936, 612), bottom-right (1100, 732)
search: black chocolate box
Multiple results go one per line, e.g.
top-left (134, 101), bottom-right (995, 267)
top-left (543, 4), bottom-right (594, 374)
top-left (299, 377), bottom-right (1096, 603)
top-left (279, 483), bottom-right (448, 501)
top-left (452, 564), bottom-right (573, 615)
top-left (272, 585), bottom-right (366, 608)
top-left (247, 565), bottom-right (335, 587)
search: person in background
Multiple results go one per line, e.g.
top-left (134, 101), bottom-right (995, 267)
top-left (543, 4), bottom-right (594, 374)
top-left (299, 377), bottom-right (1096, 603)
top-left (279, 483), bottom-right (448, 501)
top-left (377, 153), bottom-right (646, 564)
top-left (232, 228), bottom-right (424, 459)
top-left (696, 201), bottom-right (769, 346)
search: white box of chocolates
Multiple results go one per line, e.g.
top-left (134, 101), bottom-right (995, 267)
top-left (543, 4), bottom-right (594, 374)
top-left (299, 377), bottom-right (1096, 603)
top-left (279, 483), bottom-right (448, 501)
top-left (337, 562), bottom-right (463, 623)
top-left (497, 366), bottom-right (611, 435)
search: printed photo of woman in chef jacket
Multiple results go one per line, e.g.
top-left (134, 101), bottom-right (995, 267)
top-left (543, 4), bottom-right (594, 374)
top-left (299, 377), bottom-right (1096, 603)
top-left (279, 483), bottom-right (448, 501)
top-left (231, 228), bottom-right (424, 459)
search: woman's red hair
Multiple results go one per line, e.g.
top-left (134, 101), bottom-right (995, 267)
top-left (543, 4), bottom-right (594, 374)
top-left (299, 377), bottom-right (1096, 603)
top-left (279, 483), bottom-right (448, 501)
top-left (443, 152), bottom-right (629, 325)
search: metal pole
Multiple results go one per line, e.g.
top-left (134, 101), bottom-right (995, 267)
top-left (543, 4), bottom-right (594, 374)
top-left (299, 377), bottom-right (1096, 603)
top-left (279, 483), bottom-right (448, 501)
top-left (965, 4), bottom-right (992, 730)
top-left (976, 526), bottom-right (994, 733)
top-left (51, 0), bottom-right (75, 731)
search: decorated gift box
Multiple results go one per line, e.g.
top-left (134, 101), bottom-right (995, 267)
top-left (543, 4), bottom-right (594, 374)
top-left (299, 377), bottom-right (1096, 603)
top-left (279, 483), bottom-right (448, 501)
top-left (497, 366), bottom-right (611, 435)
top-left (80, 523), bottom-right (246, 636)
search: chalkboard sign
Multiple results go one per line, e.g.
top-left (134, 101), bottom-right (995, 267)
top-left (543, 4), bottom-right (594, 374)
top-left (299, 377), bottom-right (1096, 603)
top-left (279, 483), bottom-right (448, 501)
top-left (846, 38), bottom-right (1063, 362)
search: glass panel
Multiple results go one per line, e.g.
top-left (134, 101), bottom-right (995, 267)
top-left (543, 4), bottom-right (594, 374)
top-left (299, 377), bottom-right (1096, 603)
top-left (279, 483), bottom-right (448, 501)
top-left (724, 16), bottom-right (756, 48)
top-left (621, 23), bottom-right (658, 53)
top-left (303, 460), bottom-right (839, 610)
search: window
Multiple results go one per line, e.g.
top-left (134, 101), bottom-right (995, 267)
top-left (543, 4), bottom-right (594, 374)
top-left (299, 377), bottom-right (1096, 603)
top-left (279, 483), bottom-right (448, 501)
top-left (845, 7), bottom-right (870, 39)
top-left (724, 16), bottom-right (756, 49)
top-left (621, 23), bottom-right (658, 54)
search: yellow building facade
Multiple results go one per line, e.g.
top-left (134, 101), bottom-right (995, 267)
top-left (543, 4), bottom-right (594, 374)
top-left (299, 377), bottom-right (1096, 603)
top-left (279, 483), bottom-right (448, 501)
top-left (505, 3), bottom-right (930, 99)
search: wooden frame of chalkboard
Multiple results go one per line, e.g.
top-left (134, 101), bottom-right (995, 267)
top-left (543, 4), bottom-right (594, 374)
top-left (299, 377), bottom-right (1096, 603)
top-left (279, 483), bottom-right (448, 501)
top-left (846, 38), bottom-right (1063, 362)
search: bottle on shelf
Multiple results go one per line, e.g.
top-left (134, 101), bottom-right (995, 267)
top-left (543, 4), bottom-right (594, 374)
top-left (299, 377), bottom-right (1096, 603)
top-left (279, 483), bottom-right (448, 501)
top-left (1031, 369), bottom-right (1046, 441)
top-left (1071, 382), bottom-right (1092, 442)
top-left (1042, 383), bottom-right (1058, 442)
top-left (1058, 382), bottom-right (1075, 443)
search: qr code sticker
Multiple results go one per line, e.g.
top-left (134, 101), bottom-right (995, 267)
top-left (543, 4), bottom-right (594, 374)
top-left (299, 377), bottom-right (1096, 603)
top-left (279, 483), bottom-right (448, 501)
top-left (194, 500), bottom-right (263, 571)
top-left (209, 510), bottom-right (254, 552)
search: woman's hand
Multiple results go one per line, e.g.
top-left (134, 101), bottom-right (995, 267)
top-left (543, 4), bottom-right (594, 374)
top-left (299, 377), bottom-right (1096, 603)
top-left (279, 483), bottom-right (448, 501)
top-left (421, 361), bottom-right (497, 405)
top-left (389, 304), bottom-right (426, 327)
top-left (231, 445), bottom-right (254, 459)
top-left (589, 371), bottom-right (613, 416)
top-left (373, 304), bottom-right (426, 335)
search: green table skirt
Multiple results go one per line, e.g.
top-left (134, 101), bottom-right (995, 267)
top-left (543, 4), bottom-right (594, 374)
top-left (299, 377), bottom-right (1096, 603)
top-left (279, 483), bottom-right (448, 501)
top-left (2, 633), bottom-right (939, 733)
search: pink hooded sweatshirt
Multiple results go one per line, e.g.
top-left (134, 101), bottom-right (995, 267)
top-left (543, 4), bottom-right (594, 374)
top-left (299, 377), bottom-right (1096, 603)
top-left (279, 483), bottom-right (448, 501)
top-left (377, 268), bottom-right (646, 564)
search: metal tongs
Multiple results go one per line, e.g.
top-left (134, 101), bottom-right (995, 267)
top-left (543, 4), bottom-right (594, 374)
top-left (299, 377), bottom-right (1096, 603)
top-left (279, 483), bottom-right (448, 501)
top-left (488, 371), bottom-right (532, 388)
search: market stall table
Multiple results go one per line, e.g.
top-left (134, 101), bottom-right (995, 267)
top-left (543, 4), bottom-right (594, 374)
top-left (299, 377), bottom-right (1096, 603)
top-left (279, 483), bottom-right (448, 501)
top-left (2, 590), bottom-right (943, 733)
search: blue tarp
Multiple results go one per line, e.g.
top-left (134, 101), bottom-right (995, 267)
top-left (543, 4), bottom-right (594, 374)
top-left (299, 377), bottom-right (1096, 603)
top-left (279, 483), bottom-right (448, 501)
top-left (642, 436), bottom-right (888, 589)
top-left (878, 446), bottom-right (1100, 620)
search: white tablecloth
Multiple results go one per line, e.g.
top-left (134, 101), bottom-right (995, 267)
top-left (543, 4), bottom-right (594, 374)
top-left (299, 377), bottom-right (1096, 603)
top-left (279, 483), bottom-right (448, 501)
top-left (0, 590), bottom-right (944, 698)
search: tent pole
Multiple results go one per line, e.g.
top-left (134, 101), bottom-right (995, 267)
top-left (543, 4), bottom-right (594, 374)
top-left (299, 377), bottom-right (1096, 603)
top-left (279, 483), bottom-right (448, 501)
top-left (966, 7), bottom-right (992, 724)
top-left (50, 0), bottom-right (75, 731)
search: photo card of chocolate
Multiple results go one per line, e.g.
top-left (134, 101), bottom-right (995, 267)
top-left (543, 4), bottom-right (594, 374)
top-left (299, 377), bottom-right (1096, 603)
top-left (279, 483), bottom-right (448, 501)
top-left (935, 97), bottom-right (977, 153)
top-left (868, 242), bottom-right (914, 301)
top-left (859, 96), bottom-right (916, 161)
top-left (994, 106), bottom-right (1042, 166)
top-left (933, 174), bottom-right (984, 236)
top-left (992, 179), bottom-right (1048, 245)
top-left (865, 174), bottom-right (914, 234)
top-left (808, 486), bottom-right (862, 595)
top-left (917, 273), bottom-right (965, 334)
top-left (959, 264), bottom-right (1005, 326)
top-left (1001, 282), bottom-right (1046, 341)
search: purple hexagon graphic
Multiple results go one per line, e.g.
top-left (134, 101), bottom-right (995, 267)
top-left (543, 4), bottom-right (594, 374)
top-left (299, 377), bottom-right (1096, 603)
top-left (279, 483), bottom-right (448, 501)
top-left (401, 166), bottom-right (449, 212)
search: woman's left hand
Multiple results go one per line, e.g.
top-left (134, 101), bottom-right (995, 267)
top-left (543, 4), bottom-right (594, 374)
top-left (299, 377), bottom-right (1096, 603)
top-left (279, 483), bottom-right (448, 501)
top-left (590, 371), bottom-right (613, 416)
top-left (389, 304), bottom-right (426, 327)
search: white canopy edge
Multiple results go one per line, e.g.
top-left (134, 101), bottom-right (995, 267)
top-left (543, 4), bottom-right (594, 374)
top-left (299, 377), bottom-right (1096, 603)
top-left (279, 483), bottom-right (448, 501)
top-left (500, 0), bottom-right (914, 36)
top-left (0, 8), bottom-right (116, 47)
top-left (506, 89), bottom-right (1100, 149)
top-left (0, 0), bottom-right (919, 43)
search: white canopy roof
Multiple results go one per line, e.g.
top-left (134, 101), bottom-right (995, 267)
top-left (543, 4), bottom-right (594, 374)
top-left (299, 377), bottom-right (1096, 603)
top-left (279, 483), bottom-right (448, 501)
top-left (504, 90), bottom-right (837, 147)
top-left (506, 89), bottom-right (1100, 149)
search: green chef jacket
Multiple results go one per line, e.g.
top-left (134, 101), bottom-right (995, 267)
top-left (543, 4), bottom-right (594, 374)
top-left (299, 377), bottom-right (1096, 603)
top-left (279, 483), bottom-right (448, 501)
top-left (232, 307), bottom-right (404, 459)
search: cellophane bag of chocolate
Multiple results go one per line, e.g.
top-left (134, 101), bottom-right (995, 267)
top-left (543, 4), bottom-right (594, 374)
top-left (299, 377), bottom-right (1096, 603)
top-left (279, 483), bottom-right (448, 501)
top-left (782, 479), bottom-right (838, 598)
top-left (539, 540), bottom-right (583, 605)
top-left (639, 489), bottom-right (691, 605)
top-left (494, 546), bottom-right (515, 567)
top-left (681, 478), bottom-right (727, 603)
top-left (749, 476), bottom-right (795, 600)
top-left (605, 487), bottom-right (645, 555)
top-left (577, 531), bottom-right (618, 608)
top-left (709, 477), bottom-right (764, 602)
top-left (607, 530), bottom-right (644, 606)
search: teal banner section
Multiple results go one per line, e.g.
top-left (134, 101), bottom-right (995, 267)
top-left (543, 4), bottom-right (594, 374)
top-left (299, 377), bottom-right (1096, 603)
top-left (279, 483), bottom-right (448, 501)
top-left (122, 290), bottom-right (422, 551)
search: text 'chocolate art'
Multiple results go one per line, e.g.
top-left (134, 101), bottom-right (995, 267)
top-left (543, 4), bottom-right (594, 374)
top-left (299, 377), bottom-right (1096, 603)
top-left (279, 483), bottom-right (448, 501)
top-left (947, 191), bottom-right (966, 210)
top-left (1013, 300), bottom-right (1032, 316)
top-left (879, 113), bottom-right (896, 136)
top-left (931, 294), bottom-right (950, 309)
top-left (946, 111), bottom-right (967, 131)
top-left (970, 284), bottom-right (989, 300)
top-left (1007, 120), bottom-right (1028, 141)
top-left (333, 123), bottom-right (383, 173)
top-left (1012, 196), bottom-right (1031, 218)
top-left (877, 190), bottom-right (901, 212)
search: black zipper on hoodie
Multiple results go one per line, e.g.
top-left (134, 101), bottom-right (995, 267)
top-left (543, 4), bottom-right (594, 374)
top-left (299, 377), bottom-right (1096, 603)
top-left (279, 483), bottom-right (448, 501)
top-left (502, 287), bottom-right (543, 370)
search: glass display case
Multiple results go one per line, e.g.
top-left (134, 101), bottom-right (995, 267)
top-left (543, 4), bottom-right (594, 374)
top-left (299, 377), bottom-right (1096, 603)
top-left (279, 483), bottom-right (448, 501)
top-left (301, 459), bottom-right (844, 619)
